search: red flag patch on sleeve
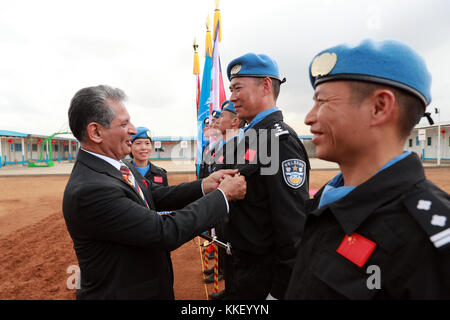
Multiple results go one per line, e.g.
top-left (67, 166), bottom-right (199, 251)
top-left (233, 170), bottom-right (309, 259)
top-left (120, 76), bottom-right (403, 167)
top-left (336, 233), bottom-right (376, 268)
top-left (153, 176), bottom-right (163, 183)
top-left (244, 149), bottom-right (257, 162)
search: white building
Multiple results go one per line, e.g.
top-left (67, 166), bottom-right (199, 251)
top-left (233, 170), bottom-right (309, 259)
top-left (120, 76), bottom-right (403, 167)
top-left (405, 121), bottom-right (450, 162)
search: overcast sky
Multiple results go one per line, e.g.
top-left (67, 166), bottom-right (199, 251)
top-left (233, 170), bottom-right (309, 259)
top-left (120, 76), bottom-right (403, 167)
top-left (0, 0), bottom-right (449, 137)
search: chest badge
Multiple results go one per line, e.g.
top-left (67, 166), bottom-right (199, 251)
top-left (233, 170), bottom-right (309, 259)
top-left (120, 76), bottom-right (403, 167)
top-left (336, 233), bottom-right (377, 268)
top-left (153, 176), bottom-right (163, 183)
top-left (281, 159), bottom-right (306, 189)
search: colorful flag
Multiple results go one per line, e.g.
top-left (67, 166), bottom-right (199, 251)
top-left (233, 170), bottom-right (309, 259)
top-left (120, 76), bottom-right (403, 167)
top-left (210, 19), bottom-right (226, 115)
top-left (196, 17), bottom-right (213, 176)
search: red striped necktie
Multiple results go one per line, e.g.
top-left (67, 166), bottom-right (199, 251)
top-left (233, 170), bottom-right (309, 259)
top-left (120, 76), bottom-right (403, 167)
top-left (119, 162), bottom-right (149, 208)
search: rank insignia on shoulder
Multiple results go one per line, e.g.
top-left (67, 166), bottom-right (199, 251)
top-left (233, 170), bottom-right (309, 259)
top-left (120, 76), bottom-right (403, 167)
top-left (404, 190), bottom-right (450, 250)
top-left (273, 122), bottom-right (289, 137)
top-left (281, 159), bottom-right (306, 188)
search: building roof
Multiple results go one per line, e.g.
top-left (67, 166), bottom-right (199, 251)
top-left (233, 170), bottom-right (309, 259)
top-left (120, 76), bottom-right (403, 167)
top-left (414, 121), bottom-right (450, 129)
top-left (0, 130), bottom-right (29, 138)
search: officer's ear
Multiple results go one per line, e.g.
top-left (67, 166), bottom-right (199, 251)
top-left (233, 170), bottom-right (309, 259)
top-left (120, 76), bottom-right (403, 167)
top-left (369, 89), bottom-right (396, 127)
top-left (262, 77), bottom-right (273, 97)
top-left (231, 115), bottom-right (239, 128)
top-left (86, 122), bottom-right (104, 144)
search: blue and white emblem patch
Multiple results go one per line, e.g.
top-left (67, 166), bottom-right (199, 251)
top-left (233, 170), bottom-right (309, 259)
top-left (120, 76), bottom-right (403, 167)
top-left (282, 159), bottom-right (306, 189)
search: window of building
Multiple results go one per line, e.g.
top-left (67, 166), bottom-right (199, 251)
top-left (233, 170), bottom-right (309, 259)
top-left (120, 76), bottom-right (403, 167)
top-left (415, 136), bottom-right (420, 146)
top-left (427, 137), bottom-right (432, 146)
top-left (32, 144), bottom-right (38, 152)
top-left (54, 144), bottom-right (59, 152)
top-left (408, 139), bottom-right (412, 147)
top-left (14, 143), bottom-right (22, 152)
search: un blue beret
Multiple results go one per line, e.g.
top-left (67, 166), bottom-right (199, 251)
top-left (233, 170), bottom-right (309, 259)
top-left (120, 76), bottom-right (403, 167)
top-left (212, 110), bottom-right (221, 118)
top-left (131, 126), bottom-right (151, 142)
top-left (227, 53), bottom-right (286, 83)
top-left (221, 100), bottom-right (236, 114)
top-left (309, 39), bottom-right (432, 106)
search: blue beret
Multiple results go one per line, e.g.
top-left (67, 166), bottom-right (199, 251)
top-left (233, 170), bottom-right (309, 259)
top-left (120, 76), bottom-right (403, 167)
top-left (227, 53), bottom-right (286, 83)
top-left (212, 110), bottom-right (221, 118)
top-left (309, 39), bottom-right (432, 106)
top-left (221, 100), bottom-right (236, 114)
top-left (131, 126), bottom-right (151, 142)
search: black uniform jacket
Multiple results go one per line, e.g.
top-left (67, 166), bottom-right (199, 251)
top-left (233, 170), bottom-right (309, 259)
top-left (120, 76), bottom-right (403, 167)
top-left (222, 110), bottom-right (311, 298)
top-left (145, 162), bottom-right (168, 186)
top-left (285, 152), bottom-right (450, 299)
top-left (62, 150), bottom-right (227, 300)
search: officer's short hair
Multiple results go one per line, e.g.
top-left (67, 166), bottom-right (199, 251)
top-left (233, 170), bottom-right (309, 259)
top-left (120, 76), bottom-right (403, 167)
top-left (348, 81), bottom-right (424, 138)
top-left (254, 77), bottom-right (281, 101)
top-left (68, 85), bottom-right (126, 142)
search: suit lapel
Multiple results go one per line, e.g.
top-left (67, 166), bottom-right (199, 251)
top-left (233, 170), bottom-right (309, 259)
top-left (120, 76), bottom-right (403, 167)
top-left (77, 150), bottom-right (150, 208)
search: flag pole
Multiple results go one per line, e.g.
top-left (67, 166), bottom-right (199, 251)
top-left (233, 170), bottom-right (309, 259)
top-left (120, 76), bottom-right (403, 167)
top-left (193, 38), bottom-right (200, 117)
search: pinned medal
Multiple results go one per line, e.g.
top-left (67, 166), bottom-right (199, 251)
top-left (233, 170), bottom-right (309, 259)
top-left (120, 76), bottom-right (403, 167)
top-left (310, 52), bottom-right (338, 77)
top-left (146, 130), bottom-right (151, 138)
top-left (230, 64), bottom-right (242, 75)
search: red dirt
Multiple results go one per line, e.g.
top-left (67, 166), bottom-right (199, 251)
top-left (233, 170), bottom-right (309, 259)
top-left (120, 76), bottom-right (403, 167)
top-left (0, 169), bottom-right (448, 300)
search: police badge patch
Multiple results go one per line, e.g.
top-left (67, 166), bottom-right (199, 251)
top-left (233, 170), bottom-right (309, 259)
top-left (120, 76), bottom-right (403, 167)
top-left (282, 159), bottom-right (306, 189)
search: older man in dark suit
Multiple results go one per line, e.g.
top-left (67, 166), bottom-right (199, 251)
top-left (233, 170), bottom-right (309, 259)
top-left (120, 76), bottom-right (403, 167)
top-left (63, 85), bottom-right (246, 300)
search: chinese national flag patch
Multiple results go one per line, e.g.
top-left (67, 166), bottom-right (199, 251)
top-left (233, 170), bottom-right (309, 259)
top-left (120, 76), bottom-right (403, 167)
top-left (153, 176), bottom-right (163, 183)
top-left (336, 233), bottom-right (376, 268)
top-left (244, 149), bottom-right (257, 162)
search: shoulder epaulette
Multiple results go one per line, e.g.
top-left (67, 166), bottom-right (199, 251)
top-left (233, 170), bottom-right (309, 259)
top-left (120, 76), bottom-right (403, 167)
top-left (404, 189), bottom-right (450, 250)
top-left (273, 121), bottom-right (289, 138)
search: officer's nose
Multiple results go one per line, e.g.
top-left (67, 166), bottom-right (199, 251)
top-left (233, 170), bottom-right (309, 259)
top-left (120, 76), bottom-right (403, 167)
top-left (230, 90), bottom-right (237, 102)
top-left (304, 103), bottom-right (318, 126)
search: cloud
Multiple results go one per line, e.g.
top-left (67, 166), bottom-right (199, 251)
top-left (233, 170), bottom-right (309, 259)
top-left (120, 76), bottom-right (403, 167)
top-left (0, 0), bottom-right (449, 137)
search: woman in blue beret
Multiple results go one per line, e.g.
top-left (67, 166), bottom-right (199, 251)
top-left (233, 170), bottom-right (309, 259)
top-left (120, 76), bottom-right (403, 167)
top-left (130, 126), bottom-right (168, 186)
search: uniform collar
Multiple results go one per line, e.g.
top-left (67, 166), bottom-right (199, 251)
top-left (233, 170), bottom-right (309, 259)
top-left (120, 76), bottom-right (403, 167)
top-left (245, 109), bottom-right (284, 131)
top-left (244, 107), bottom-right (279, 131)
top-left (313, 152), bottom-right (426, 235)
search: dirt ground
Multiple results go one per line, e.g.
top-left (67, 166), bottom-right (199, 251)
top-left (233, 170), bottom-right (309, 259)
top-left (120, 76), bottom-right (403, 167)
top-left (0, 168), bottom-right (449, 300)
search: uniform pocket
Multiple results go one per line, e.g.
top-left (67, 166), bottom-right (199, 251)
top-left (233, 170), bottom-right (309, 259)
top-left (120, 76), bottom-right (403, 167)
top-left (311, 250), bottom-right (378, 300)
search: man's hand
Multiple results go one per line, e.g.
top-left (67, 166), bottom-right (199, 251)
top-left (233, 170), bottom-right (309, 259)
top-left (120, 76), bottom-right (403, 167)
top-left (202, 169), bottom-right (238, 194)
top-left (218, 174), bottom-right (246, 201)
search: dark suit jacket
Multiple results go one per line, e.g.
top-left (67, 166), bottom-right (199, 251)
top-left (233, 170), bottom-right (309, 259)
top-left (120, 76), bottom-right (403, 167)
top-left (63, 150), bottom-right (227, 300)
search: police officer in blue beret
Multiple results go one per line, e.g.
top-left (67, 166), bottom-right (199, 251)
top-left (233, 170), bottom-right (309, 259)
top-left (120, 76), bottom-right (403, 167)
top-left (285, 39), bottom-right (450, 299)
top-left (207, 100), bottom-right (246, 300)
top-left (129, 126), bottom-right (168, 186)
top-left (222, 53), bottom-right (311, 300)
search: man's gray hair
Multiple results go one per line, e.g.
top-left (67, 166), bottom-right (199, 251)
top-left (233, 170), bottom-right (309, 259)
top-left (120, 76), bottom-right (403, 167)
top-left (68, 85), bottom-right (127, 142)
